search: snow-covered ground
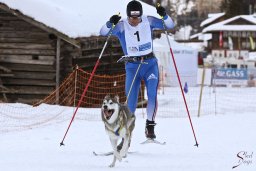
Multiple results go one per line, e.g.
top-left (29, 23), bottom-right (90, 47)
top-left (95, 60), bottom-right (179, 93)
top-left (0, 87), bottom-right (256, 171)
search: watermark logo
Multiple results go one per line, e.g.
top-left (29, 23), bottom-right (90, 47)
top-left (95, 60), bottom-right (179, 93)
top-left (232, 151), bottom-right (253, 169)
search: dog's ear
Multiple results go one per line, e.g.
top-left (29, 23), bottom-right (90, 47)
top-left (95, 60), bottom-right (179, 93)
top-left (114, 95), bottom-right (119, 103)
top-left (104, 94), bottom-right (110, 99)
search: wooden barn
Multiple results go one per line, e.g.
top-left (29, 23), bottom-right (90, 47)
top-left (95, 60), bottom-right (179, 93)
top-left (0, 0), bottom-right (160, 104)
top-left (0, 3), bottom-right (126, 104)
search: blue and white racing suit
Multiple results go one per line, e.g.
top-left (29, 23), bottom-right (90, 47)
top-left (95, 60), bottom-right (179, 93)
top-left (100, 15), bottom-right (174, 121)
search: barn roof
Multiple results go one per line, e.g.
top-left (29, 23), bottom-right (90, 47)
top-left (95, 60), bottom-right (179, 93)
top-left (0, 0), bottom-right (158, 39)
top-left (202, 15), bottom-right (256, 33)
top-left (200, 13), bottom-right (225, 27)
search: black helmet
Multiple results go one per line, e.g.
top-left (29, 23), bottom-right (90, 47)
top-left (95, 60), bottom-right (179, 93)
top-left (126, 0), bottom-right (143, 17)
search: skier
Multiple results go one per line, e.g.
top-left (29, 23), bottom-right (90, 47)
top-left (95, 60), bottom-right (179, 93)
top-left (100, 0), bottom-right (175, 140)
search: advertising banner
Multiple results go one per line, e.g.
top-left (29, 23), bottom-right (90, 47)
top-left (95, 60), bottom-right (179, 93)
top-left (213, 68), bottom-right (248, 86)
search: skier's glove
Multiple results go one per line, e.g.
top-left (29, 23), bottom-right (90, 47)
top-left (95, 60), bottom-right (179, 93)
top-left (156, 6), bottom-right (166, 17)
top-left (109, 15), bottom-right (121, 25)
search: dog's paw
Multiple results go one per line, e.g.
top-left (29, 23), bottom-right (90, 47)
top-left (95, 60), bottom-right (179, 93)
top-left (119, 149), bottom-right (128, 158)
top-left (109, 163), bottom-right (115, 168)
top-left (116, 155), bottom-right (122, 162)
top-left (114, 151), bottom-right (122, 162)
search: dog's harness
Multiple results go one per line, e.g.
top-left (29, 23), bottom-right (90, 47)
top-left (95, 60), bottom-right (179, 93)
top-left (109, 120), bottom-right (124, 137)
top-left (113, 112), bottom-right (125, 136)
top-left (114, 127), bottom-right (122, 136)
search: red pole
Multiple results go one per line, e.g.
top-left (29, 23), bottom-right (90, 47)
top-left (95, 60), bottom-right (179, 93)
top-left (157, 3), bottom-right (198, 147)
top-left (169, 47), bottom-right (199, 147)
top-left (60, 59), bottom-right (100, 146)
top-left (60, 23), bottom-right (116, 146)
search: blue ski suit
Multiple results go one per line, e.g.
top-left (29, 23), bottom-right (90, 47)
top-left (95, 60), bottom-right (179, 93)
top-left (100, 15), bottom-right (174, 121)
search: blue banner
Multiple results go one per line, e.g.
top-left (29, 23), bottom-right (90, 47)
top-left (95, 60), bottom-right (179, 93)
top-left (214, 69), bottom-right (248, 80)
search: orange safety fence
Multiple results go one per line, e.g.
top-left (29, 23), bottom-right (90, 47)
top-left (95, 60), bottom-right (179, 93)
top-left (34, 66), bottom-right (127, 108)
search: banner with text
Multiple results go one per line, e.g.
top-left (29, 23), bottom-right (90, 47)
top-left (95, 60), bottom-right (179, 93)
top-left (213, 68), bottom-right (248, 86)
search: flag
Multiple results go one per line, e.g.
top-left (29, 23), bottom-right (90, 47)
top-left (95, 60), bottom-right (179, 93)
top-left (183, 82), bottom-right (188, 93)
top-left (219, 31), bottom-right (223, 48)
top-left (228, 36), bottom-right (233, 50)
top-left (249, 36), bottom-right (255, 50)
top-left (238, 37), bottom-right (241, 50)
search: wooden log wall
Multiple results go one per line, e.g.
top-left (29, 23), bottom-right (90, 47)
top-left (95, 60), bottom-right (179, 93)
top-left (0, 9), bottom-right (73, 104)
top-left (76, 36), bottom-right (125, 75)
top-left (59, 40), bottom-right (79, 81)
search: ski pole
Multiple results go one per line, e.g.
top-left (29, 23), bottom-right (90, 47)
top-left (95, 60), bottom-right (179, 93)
top-left (60, 17), bottom-right (119, 146)
top-left (157, 3), bottom-right (199, 147)
top-left (125, 63), bottom-right (142, 104)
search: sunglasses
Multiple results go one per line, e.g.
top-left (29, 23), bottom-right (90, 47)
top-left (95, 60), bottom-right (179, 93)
top-left (128, 16), bottom-right (141, 20)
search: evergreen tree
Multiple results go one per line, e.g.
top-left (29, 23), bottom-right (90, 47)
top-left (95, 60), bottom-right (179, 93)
top-left (220, 0), bottom-right (250, 18)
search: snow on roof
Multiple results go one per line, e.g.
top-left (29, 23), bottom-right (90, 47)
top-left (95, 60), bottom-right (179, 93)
top-left (202, 15), bottom-right (256, 33)
top-left (200, 12), bottom-right (225, 27)
top-left (190, 33), bottom-right (202, 39)
top-left (0, 0), bottom-right (159, 38)
top-left (190, 33), bottom-right (212, 41)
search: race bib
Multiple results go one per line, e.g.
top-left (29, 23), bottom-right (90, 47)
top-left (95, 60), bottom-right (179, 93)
top-left (123, 16), bottom-right (153, 56)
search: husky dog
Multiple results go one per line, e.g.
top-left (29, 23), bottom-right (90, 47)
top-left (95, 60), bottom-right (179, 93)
top-left (101, 95), bottom-right (135, 167)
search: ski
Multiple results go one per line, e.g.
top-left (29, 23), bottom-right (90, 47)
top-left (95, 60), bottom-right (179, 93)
top-left (93, 151), bottom-right (136, 156)
top-left (93, 151), bottom-right (114, 156)
top-left (140, 139), bottom-right (166, 145)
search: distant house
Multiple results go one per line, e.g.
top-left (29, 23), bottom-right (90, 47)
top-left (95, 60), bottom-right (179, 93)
top-left (202, 15), bottom-right (256, 68)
